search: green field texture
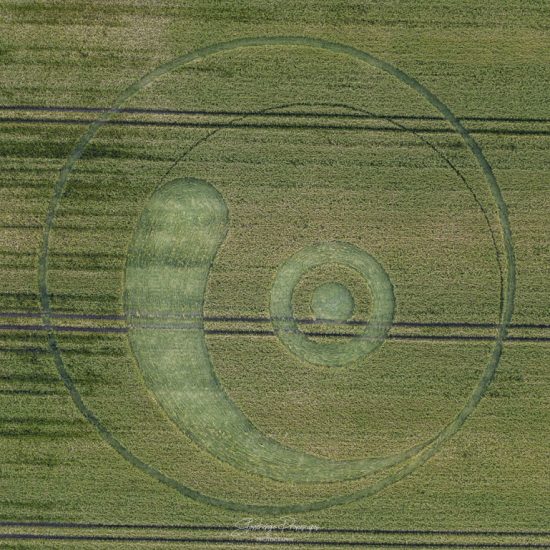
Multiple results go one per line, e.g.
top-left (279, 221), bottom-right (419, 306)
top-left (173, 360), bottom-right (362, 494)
top-left (0, 0), bottom-right (549, 548)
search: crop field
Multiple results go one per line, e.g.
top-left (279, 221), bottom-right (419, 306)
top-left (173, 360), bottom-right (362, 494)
top-left (0, 1), bottom-right (549, 548)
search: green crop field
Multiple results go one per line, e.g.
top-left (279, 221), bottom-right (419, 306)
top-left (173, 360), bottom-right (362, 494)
top-left (0, 1), bottom-right (549, 548)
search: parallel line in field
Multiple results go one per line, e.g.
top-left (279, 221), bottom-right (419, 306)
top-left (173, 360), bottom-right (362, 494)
top-left (0, 311), bottom-right (124, 321)
top-left (1, 104), bottom-right (549, 124)
top-left (0, 323), bottom-right (548, 342)
top-left (0, 348), bottom-right (124, 356)
top-left (0, 533), bottom-right (548, 548)
top-left (1, 521), bottom-right (548, 538)
top-left (0, 347), bottom-right (50, 354)
top-left (0, 417), bottom-right (80, 425)
top-left (0, 117), bottom-right (549, 136)
top-left (206, 330), bottom-right (548, 342)
top-left (0, 324), bottom-right (126, 333)
top-left (0, 311), bottom-right (548, 331)
top-left (0, 389), bottom-right (59, 395)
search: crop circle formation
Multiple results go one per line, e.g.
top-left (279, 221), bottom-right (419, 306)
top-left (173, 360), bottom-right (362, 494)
top-left (270, 242), bottom-right (395, 367)
top-left (39, 37), bottom-right (515, 513)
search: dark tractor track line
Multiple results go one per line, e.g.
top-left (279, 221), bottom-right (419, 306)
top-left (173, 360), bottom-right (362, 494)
top-left (1, 104), bottom-right (549, 124)
top-left (0, 323), bottom-right (127, 334)
top-left (0, 532), bottom-right (548, 548)
top-left (0, 311), bottom-right (548, 331)
top-left (1, 520), bottom-right (549, 538)
top-left (1, 117), bottom-right (549, 136)
top-left (0, 389), bottom-right (60, 395)
top-left (0, 347), bottom-right (51, 354)
top-left (0, 323), bottom-right (549, 343)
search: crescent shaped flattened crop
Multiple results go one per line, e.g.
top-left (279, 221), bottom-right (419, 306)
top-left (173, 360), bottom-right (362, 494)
top-left (124, 177), bottom-right (423, 483)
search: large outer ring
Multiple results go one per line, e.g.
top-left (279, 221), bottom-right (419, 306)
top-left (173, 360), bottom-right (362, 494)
top-left (39, 36), bottom-right (515, 513)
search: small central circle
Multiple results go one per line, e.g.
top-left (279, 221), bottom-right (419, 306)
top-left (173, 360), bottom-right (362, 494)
top-left (311, 282), bottom-right (355, 322)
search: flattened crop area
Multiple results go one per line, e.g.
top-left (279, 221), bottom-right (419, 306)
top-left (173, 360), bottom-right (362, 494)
top-left (0, 1), bottom-right (548, 548)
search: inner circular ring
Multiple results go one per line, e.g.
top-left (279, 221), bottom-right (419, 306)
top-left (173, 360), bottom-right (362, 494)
top-left (271, 242), bottom-right (395, 367)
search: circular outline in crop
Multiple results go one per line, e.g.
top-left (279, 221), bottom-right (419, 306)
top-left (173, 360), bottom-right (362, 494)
top-left (39, 36), bottom-right (515, 513)
top-left (270, 242), bottom-right (395, 367)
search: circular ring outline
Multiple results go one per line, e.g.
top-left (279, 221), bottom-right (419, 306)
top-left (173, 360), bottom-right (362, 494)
top-left (162, 99), bottom-right (501, 485)
top-left (39, 36), bottom-right (515, 513)
top-left (270, 242), bottom-right (395, 366)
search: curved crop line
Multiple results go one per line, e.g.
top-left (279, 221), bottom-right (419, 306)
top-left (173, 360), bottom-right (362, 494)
top-left (161, 96), bottom-right (506, 339)
top-left (316, 101), bottom-right (506, 317)
top-left (143, 96), bottom-right (500, 487)
top-left (38, 36), bottom-right (515, 513)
